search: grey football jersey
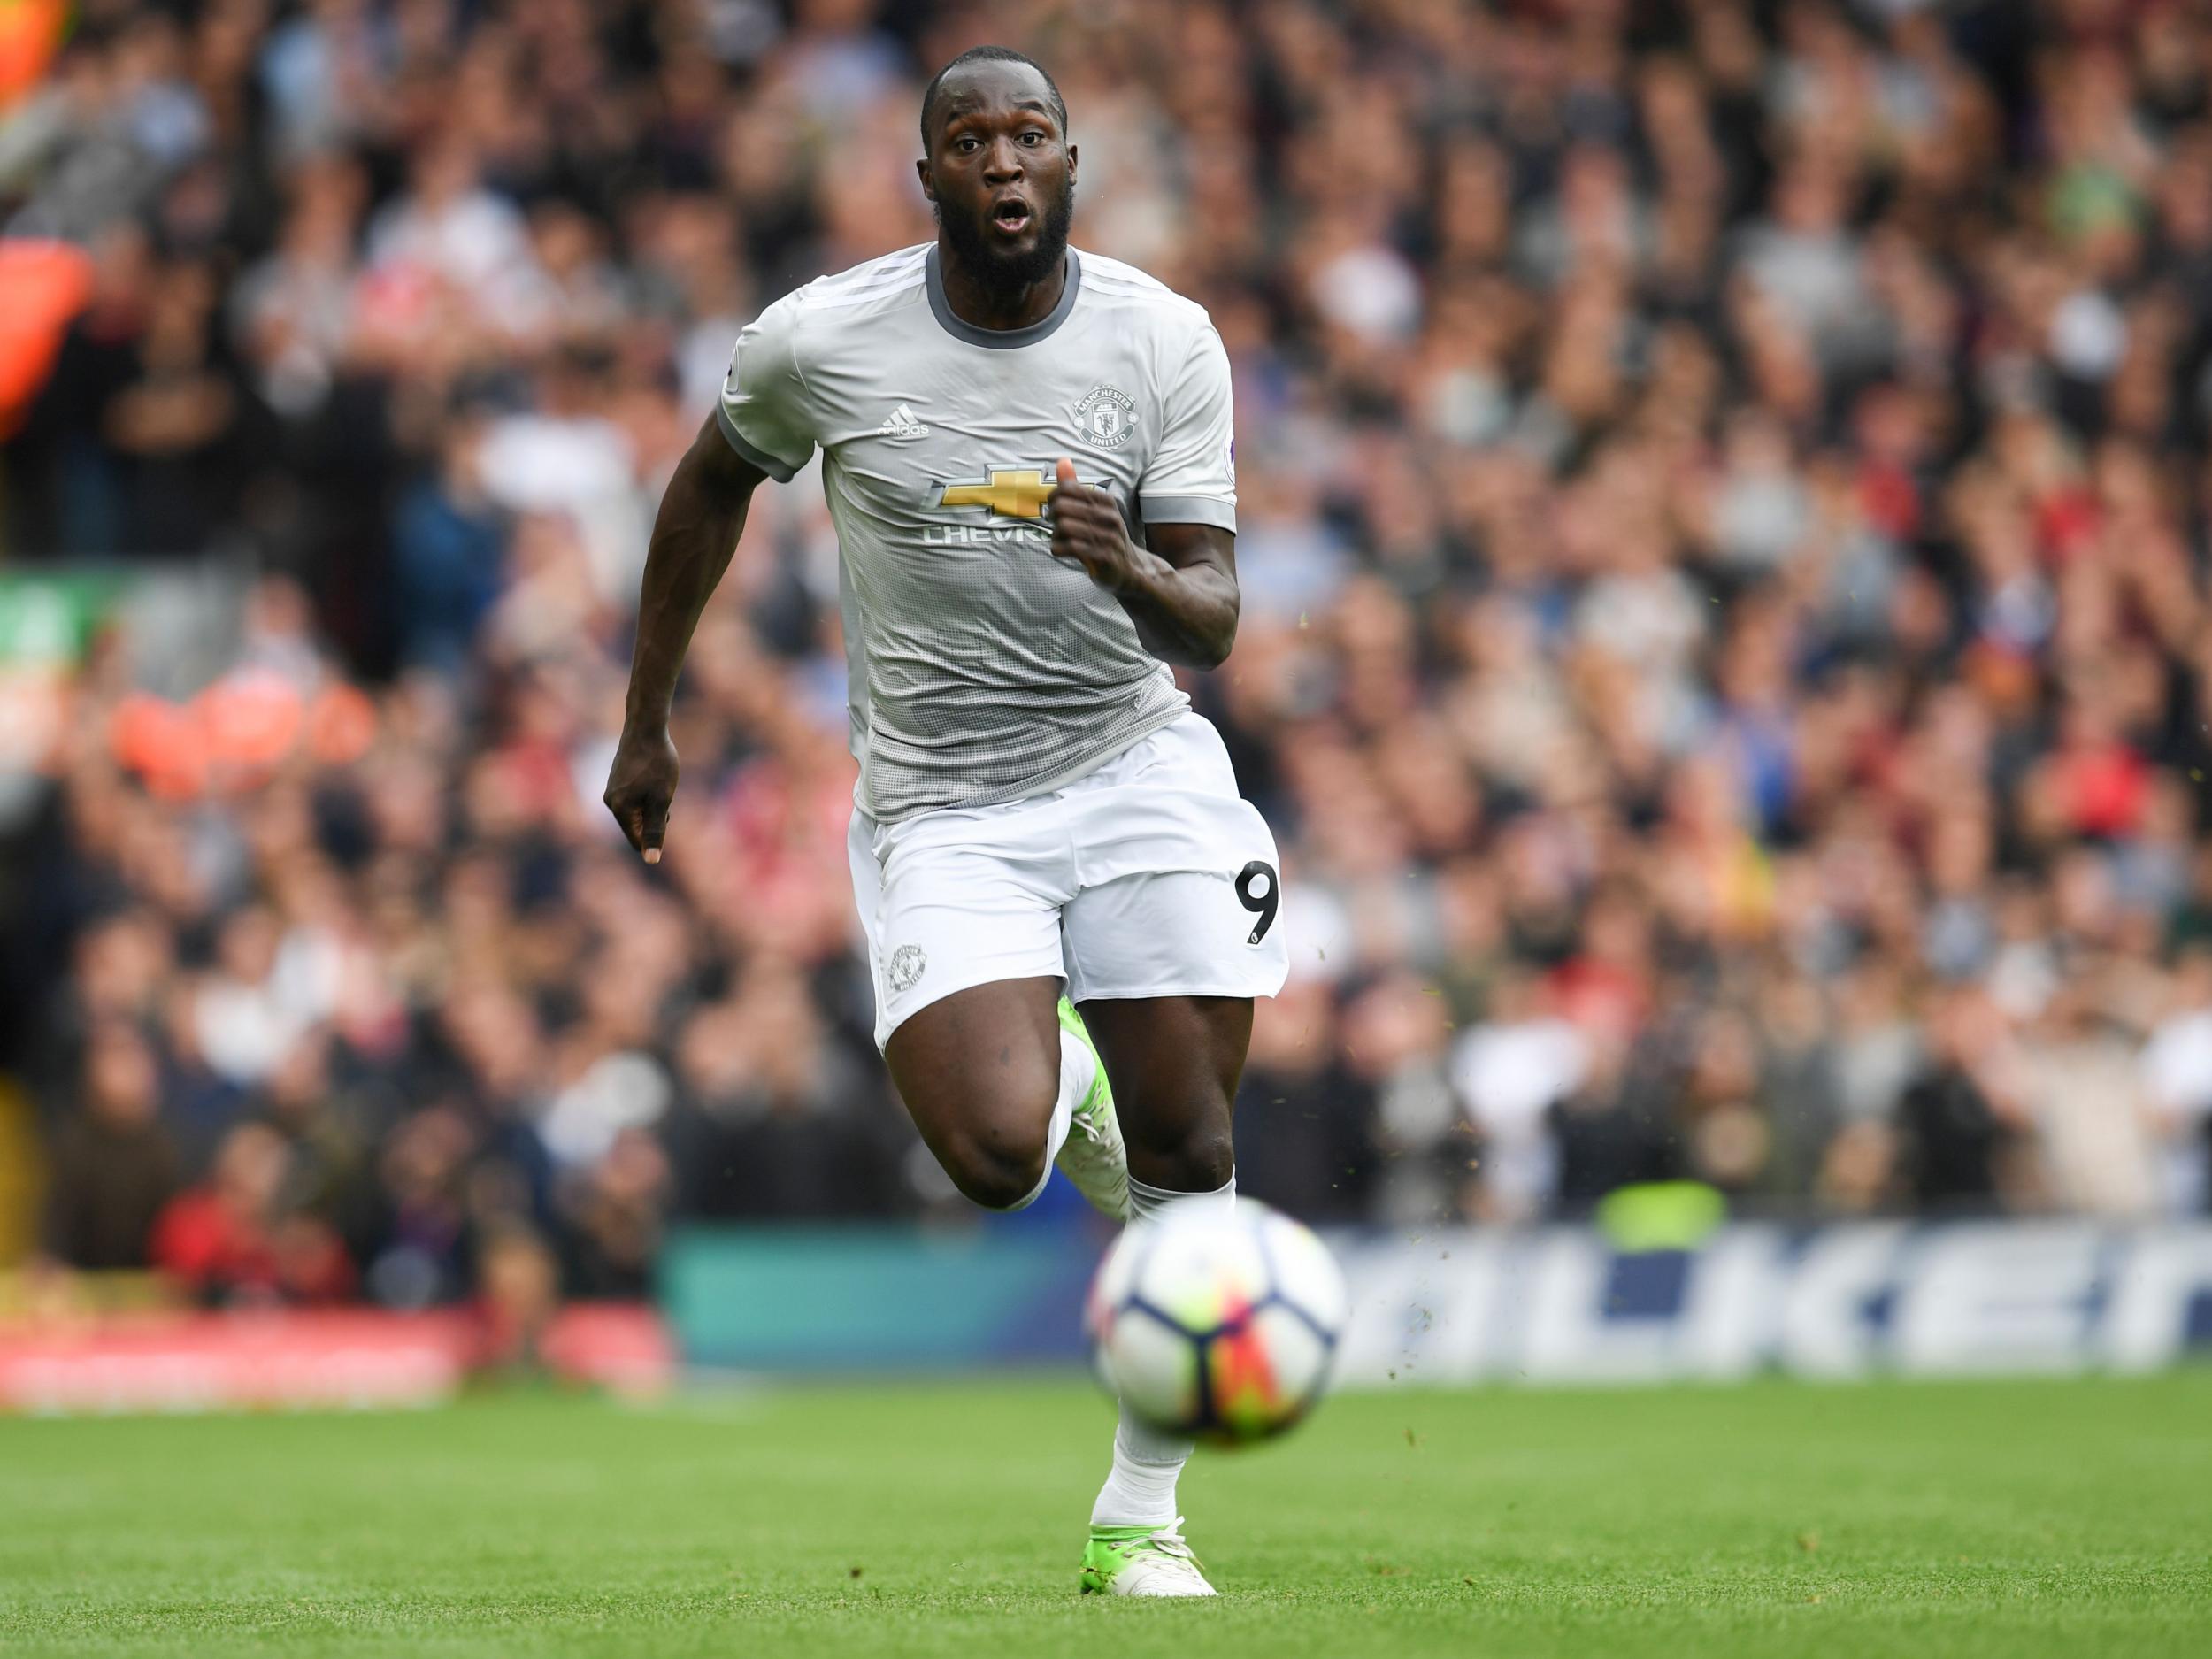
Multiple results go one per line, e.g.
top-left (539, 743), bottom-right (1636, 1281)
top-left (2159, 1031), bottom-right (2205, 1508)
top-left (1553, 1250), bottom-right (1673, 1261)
top-left (717, 243), bottom-right (1238, 822)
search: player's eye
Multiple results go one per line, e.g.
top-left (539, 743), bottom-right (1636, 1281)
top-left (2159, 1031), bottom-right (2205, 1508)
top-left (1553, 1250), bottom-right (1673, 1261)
top-left (1018, 131), bottom-right (1042, 145)
top-left (956, 136), bottom-right (980, 151)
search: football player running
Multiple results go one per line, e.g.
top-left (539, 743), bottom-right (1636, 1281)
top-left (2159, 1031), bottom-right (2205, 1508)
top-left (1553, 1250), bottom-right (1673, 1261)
top-left (605, 45), bottom-right (1286, 1597)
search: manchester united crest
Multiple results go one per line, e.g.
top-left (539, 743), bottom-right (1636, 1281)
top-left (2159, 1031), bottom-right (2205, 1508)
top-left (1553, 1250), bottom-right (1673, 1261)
top-left (1076, 384), bottom-right (1136, 450)
top-left (887, 943), bottom-right (927, 993)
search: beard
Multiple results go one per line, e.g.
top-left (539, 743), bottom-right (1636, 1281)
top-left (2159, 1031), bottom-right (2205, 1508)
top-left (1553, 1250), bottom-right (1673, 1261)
top-left (935, 172), bottom-right (1075, 302)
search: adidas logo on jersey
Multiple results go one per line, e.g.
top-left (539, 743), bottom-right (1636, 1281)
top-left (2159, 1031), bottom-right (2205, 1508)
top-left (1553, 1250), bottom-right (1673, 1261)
top-left (877, 404), bottom-right (931, 440)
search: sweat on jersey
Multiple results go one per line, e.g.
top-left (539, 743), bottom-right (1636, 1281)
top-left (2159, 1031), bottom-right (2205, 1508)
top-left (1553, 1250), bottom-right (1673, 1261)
top-left (716, 242), bottom-right (1238, 823)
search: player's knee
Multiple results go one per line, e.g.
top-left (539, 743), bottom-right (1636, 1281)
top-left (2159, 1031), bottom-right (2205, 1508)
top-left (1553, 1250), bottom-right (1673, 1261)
top-left (931, 1079), bottom-right (1056, 1210)
top-left (940, 1130), bottom-right (1048, 1211)
top-left (1141, 1120), bottom-right (1234, 1195)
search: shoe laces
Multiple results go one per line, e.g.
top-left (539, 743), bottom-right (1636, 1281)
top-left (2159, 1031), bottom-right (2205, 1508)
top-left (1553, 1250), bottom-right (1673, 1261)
top-left (1069, 1104), bottom-right (1110, 1145)
top-left (1139, 1518), bottom-right (1198, 1563)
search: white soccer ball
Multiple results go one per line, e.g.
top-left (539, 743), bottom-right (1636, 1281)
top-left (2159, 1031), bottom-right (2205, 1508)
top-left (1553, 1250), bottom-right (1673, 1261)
top-left (1084, 1202), bottom-right (1350, 1445)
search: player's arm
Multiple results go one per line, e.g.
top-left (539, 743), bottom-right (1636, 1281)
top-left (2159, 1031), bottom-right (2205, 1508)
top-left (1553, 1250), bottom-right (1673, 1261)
top-left (1048, 460), bottom-right (1240, 669)
top-left (1054, 315), bottom-right (1243, 668)
top-left (608, 291), bottom-right (814, 860)
top-left (604, 416), bottom-right (767, 862)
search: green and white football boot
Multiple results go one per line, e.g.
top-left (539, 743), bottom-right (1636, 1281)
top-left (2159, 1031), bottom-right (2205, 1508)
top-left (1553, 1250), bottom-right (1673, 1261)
top-left (1079, 1517), bottom-right (1217, 1597)
top-left (1055, 996), bottom-right (1129, 1222)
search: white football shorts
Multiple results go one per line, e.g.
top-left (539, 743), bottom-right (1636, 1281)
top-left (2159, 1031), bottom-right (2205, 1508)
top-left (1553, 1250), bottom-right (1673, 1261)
top-left (847, 712), bottom-right (1290, 1048)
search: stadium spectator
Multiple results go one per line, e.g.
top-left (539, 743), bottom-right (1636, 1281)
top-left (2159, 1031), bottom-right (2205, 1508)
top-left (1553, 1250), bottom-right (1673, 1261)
top-left (37, 1020), bottom-right (180, 1271)
top-left (149, 1119), bottom-right (356, 1304)
top-left (2141, 946), bottom-right (2212, 1216)
top-left (1231, 980), bottom-right (1378, 1225)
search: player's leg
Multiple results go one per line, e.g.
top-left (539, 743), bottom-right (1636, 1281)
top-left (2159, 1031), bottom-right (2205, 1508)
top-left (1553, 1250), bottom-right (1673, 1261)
top-left (881, 977), bottom-right (1064, 1210)
top-left (1074, 993), bottom-right (1249, 1596)
top-left (1055, 714), bottom-right (1287, 1596)
top-left (849, 807), bottom-right (1124, 1216)
top-left (1077, 995), bottom-right (1248, 1196)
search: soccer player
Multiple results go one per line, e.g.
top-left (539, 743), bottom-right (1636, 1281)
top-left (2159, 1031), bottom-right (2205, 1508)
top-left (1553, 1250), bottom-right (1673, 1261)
top-left (604, 46), bottom-right (1286, 1597)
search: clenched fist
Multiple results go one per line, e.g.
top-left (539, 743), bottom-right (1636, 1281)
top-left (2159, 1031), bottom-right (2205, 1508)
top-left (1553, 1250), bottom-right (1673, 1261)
top-left (1048, 457), bottom-right (1148, 594)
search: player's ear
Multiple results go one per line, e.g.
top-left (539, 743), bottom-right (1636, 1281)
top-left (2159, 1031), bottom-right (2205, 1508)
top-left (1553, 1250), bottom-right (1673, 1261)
top-left (916, 157), bottom-right (935, 204)
top-left (1066, 142), bottom-right (1078, 188)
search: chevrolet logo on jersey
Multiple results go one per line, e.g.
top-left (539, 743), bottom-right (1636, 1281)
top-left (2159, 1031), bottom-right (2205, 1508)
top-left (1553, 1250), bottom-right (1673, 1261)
top-left (937, 469), bottom-right (1056, 519)
top-left (927, 468), bottom-right (1113, 546)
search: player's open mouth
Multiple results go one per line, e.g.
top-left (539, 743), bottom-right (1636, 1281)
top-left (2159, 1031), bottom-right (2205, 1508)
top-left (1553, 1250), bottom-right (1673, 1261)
top-left (991, 199), bottom-right (1033, 234)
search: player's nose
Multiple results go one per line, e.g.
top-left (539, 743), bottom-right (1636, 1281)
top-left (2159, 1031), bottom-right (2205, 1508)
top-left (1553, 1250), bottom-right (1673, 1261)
top-left (981, 137), bottom-right (1025, 181)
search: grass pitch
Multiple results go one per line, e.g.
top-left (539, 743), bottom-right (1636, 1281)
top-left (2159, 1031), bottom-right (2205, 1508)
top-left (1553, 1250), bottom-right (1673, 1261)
top-left (2, 1373), bottom-right (2208, 1658)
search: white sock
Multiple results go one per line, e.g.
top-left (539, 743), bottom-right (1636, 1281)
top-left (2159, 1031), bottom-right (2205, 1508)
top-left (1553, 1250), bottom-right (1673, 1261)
top-left (1091, 1413), bottom-right (1189, 1530)
top-left (1091, 1171), bottom-right (1236, 1527)
top-left (1127, 1171), bottom-right (1235, 1225)
top-left (1004, 1026), bottom-right (1092, 1210)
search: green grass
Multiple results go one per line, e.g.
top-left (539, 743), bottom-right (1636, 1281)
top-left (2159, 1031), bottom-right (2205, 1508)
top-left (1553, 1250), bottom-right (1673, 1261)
top-left (2, 1373), bottom-right (2208, 1658)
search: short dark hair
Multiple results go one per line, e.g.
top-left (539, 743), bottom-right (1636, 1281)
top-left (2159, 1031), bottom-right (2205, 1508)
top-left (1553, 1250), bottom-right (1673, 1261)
top-left (919, 46), bottom-right (1068, 151)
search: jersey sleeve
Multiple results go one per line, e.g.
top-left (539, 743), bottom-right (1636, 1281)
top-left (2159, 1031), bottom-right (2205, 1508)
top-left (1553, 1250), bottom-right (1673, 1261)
top-left (1140, 319), bottom-right (1237, 532)
top-left (715, 292), bottom-right (816, 482)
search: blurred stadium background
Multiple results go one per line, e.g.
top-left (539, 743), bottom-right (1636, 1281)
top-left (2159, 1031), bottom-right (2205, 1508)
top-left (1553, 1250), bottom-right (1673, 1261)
top-left (4, 0), bottom-right (2212, 1411)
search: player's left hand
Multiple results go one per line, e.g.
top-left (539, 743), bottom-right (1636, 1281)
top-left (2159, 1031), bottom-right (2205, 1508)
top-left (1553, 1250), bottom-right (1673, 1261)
top-left (1048, 457), bottom-right (1143, 594)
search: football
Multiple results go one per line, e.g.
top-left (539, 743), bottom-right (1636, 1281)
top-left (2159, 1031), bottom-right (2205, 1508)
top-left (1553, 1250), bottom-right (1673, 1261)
top-left (1085, 1202), bottom-right (1351, 1445)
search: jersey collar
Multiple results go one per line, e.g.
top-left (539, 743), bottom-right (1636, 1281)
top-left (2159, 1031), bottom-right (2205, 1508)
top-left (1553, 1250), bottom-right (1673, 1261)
top-left (925, 245), bottom-right (1082, 349)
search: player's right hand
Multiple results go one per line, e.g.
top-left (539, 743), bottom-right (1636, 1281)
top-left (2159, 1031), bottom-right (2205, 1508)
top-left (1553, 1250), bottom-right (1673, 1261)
top-left (603, 726), bottom-right (680, 864)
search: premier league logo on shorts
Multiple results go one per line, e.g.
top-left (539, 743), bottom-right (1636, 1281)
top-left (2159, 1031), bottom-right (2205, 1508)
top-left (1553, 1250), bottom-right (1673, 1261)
top-left (1076, 385), bottom-right (1136, 450)
top-left (887, 943), bottom-right (927, 993)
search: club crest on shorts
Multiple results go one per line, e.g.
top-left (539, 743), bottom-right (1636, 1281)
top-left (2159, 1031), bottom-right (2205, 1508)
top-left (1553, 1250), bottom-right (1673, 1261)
top-left (1076, 385), bottom-right (1136, 450)
top-left (887, 943), bottom-right (927, 993)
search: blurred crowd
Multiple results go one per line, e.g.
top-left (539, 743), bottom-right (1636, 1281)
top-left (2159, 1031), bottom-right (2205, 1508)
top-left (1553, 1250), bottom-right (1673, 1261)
top-left (6, 0), bottom-right (2212, 1308)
